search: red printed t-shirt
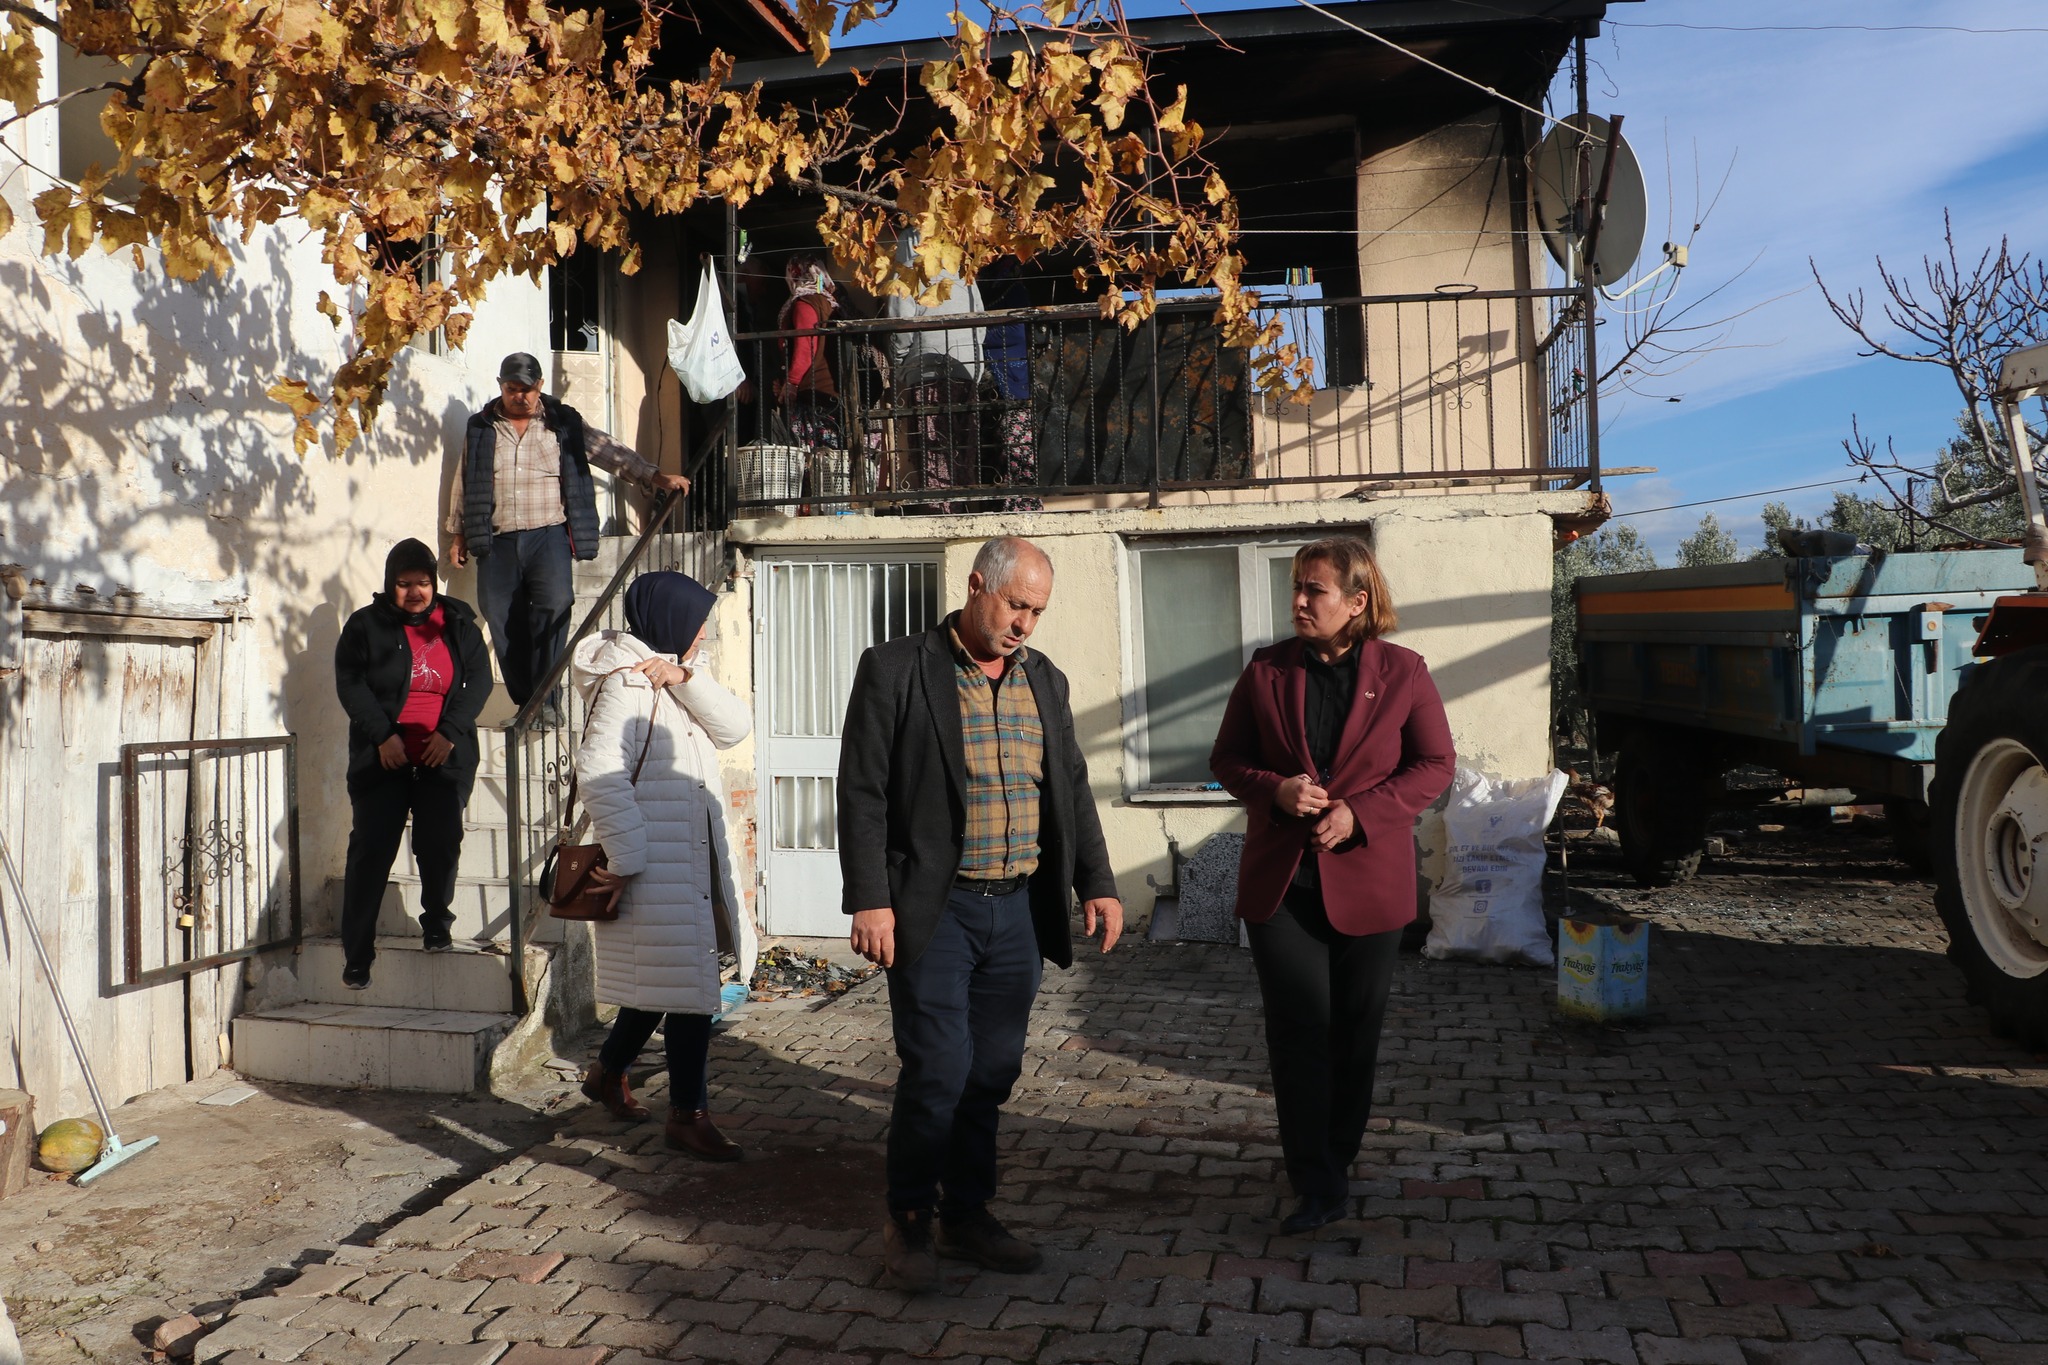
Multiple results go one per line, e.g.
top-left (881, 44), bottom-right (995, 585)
top-left (397, 605), bottom-right (454, 763)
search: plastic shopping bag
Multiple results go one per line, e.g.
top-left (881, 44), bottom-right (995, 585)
top-left (1423, 766), bottom-right (1566, 966)
top-left (667, 262), bottom-right (746, 404)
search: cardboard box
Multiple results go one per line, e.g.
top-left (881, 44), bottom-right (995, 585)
top-left (1557, 917), bottom-right (1648, 1020)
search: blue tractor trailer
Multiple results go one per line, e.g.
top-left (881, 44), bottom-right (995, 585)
top-left (1577, 340), bottom-right (2048, 1045)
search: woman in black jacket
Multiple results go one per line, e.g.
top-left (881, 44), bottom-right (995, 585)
top-left (334, 539), bottom-right (494, 988)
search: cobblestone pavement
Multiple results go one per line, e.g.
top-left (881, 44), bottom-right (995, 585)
top-left (172, 825), bottom-right (2048, 1365)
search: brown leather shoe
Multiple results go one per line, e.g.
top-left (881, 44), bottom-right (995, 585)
top-left (580, 1063), bottom-right (651, 1122)
top-left (664, 1108), bottom-right (743, 1162)
top-left (883, 1209), bottom-right (942, 1292)
top-left (935, 1207), bottom-right (1043, 1273)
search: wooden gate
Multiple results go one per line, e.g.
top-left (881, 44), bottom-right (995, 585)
top-left (0, 609), bottom-right (242, 1116)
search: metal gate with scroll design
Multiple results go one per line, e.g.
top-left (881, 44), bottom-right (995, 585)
top-left (120, 736), bottom-right (301, 987)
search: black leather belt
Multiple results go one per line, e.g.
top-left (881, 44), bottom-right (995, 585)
top-left (955, 874), bottom-right (1028, 896)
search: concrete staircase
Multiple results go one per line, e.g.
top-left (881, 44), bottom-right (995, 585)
top-left (231, 531), bottom-right (722, 1095)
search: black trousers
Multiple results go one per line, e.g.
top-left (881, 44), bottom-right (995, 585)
top-left (884, 884), bottom-right (1041, 1218)
top-left (1245, 884), bottom-right (1403, 1200)
top-left (340, 765), bottom-right (465, 971)
top-left (599, 1009), bottom-right (712, 1111)
top-left (473, 523), bottom-right (575, 709)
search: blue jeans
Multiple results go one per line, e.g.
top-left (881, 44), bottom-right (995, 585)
top-left (473, 523), bottom-right (575, 708)
top-left (884, 884), bottom-right (1042, 1216)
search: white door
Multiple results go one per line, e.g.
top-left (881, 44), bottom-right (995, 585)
top-left (756, 555), bottom-right (942, 936)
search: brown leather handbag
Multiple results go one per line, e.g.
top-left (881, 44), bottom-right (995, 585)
top-left (543, 678), bottom-right (662, 922)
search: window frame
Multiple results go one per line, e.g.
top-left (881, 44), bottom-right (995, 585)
top-left (1120, 535), bottom-right (1310, 803)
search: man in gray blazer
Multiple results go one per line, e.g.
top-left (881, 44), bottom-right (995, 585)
top-left (839, 535), bottom-right (1123, 1292)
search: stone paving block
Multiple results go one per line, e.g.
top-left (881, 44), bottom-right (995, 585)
top-left (375, 1274), bottom-right (488, 1314)
top-left (674, 1323), bottom-right (781, 1365)
top-left (195, 1319), bottom-right (330, 1363)
top-left (1522, 1323), bottom-right (1639, 1362)
top-left (1630, 1337), bottom-right (1745, 1365)
top-left (1140, 1333), bottom-right (1256, 1365)
top-left (451, 1253), bottom-right (562, 1284)
top-left (495, 1347), bottom-right (606, 1365)
top-left (382, 1307), bottom-right (492, 1347)
top-left (278, 1266), bottom-right (367, 1299)
top-left (739, 1305), bottom-right (851, 1347)
top-left (470, 1279), bottom-right (578, 1314)
top-left (1734, 1341), bottom-right (1865, 1365)
top-left (390, 1345), bottom-right (508, 1365)
top-left (1040, 1327), bottom-right (1152, 1363)
top-left (1203, 1310), bottom-right (1305, 1344)
top-left (1306, 1310), bottom-right (1415, 1351)
top-left (300, 1333), bottom-right (407, 1365)
top-left (476, 1311), bottom-right (595, 1349)
top-left (578, 1314), bottom-right (686, 1353)
top-left (291, 1296), bottom-right (406, 1339)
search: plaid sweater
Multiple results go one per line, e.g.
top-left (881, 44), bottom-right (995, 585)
top-left (949, 622), bottom-right (1044, 879)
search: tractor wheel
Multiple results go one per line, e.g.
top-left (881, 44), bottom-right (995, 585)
top-left (1931, 646), bottom-right (2048, 1048)
top-left (1613, 728), bottom-right (1712, 888)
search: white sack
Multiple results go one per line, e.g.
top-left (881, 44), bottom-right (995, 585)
top-left (1424, 766), bottom-right (1566, 966)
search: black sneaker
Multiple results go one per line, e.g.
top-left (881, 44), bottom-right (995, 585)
top-left (422, 932), bottom-right (454, 953)
top-left (341, 964), bottom-right (371, 991)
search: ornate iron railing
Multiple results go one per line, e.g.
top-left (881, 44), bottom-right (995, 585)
top-left (119, 735), bottom-right (300, 988)
top-left (719, 285), bottom-right (1596, 515)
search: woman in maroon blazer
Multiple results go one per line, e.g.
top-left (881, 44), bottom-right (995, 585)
top-left (1210, 535), bottom-right (1455, 1234)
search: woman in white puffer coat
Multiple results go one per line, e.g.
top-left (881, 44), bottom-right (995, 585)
top-left (573, 571), bottom-right (757, 1161)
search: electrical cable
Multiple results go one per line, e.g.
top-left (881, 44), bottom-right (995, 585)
top-left (1614, 476), bottom-right (1866, 518)
top-left (1609, 21), bottom-right (2048, 36)
top-left (1284, 0), bottom-right (1597, 140)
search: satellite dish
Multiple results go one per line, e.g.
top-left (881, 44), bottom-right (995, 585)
top-left (1533, 114), bottom-right (1647, 286)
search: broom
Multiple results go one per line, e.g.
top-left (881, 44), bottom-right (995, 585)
top-left (0, 830), bottom-right (159, 1184)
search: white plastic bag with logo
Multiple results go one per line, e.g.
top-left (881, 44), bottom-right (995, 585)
top-left (666, 261), bottom-right (746, 404)
top-left (1424, 766), bottom-right (1566, 966)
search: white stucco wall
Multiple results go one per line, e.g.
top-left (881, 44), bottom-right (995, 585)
top-left (0, 142), bottom-right (550, 898)
top-left (732, 488), bottom-right (1576, 919)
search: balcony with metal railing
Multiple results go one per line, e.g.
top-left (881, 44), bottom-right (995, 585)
top-left (699, 285), bottom-right (1596, 522)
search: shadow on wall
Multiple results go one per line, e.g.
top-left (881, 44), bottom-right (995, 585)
top-left (0, 224), bottom-right (497, 1108)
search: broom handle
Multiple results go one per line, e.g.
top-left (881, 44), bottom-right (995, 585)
top-left (0, 829), bottom-right (119, 1137)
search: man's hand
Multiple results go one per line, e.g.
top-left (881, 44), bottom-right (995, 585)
top-left (1082, 898), bottom-right (1124, 953)
top-left (377, 734), bottom-right (408, 770)
top-left (851, 908), bottom-right (896, 968)
top-left (651, 473), bottom-right (691, 496)
top-left (448, 534), bottom-right (469, 569)
top-left (1310, 799), bottom-right (1357, 852)
top-left (1275, 774), bottom-right (1330, 819)
top-left (419, 732), bottom-right (456, 768)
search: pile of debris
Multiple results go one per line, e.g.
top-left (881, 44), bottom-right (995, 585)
top-left (748, 946), bottom-right (875, 1002)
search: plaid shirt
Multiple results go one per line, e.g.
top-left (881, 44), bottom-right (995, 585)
top-left (950, 619), bottom-right (1045, 880)
top-left (445, 406), bottom-right (660, 536)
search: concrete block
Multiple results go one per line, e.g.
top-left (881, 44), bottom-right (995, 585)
top-left (233, 1004), bottom-right (515, 1093)
top-left (0, 1088), bottom-right (34, 1200)
top-left (297, 938), bottom-right (518, 1013)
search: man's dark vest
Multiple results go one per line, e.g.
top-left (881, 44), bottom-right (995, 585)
top-left (461, 396), bottom-right (601, 562)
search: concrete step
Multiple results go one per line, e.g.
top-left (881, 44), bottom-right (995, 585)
top-left (296, 936), bottom-right (518, 1013)
top-left (396, 818), bottom-right (513, 883)
top-left (327, 875), bottom-right (570, 948)
top-left (231, 1001), bottom-right (517, 1093)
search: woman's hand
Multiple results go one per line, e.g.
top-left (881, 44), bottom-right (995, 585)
top-left (587, 865), bottom-right (630, 912)
top-left (1275, 773), bottom-right (1330, 819)
top-left (634, 656), bottom-right (691, 689)
top-left (1311, 799), bottom-right (1357, 851)
top-left (419, 733), bottom-right (455, 768)
top-left (377, 734), bottom-right (408, 770)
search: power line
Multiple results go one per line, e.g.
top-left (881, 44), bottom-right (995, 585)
top-left (1285, 0), bottom-right (1592, 140)
top-left (1609, 21), bottom-right (2048, 35)
top-left (1613, 476), bottom-right (1865, 519)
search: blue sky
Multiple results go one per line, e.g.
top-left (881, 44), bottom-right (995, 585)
top-left (843, 1), bottom-right (2048, 558)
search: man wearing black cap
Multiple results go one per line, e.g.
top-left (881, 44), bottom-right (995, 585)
top-left (447, 353), bottom-right (690, 718)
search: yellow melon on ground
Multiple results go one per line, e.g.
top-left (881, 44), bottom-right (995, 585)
top-left (36, 1117), bottom-right (104, 1174)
